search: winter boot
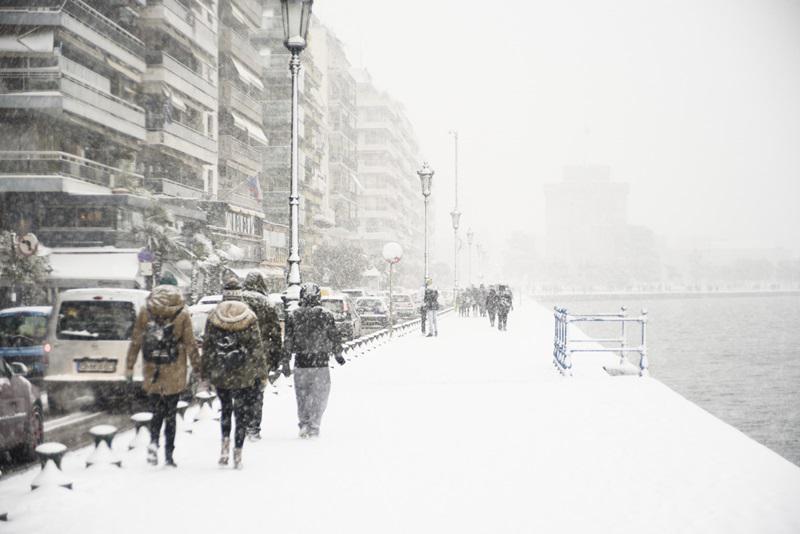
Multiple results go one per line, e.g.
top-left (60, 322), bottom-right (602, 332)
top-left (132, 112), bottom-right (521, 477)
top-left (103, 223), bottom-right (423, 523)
top-left (147, 442), bottom-right (158, 466)
top-left (233, 448), bottom-right (243, 470)
top-left (298, 425), bottom-right (310, 439)
top-left (164, 449), bottom-right (177, 468)
top-left (219, 437), bottom-right (231, 466)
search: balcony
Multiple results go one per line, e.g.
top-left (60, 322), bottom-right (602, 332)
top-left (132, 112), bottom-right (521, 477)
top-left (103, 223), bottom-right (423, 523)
top-left (219, 28), bottom-right (260, 74)
top-left (145, 52), bottom-right (217, 110)
top-left (219, 135), bottom-right (261, 174)
top-left (146, 118), bottom-right (217, 165)
top-left (141, 0), bottom-right (217, 58)
top-left (0, 68), bottom-right (146, 141)
top-left (220, 81), bottom-right (262, 121)
top-left (0, 151), bottom-right (143, 192)
top-left (0, 0), bottom-right (145, 75)
top-left (146, 176), bottom-right (206, 199)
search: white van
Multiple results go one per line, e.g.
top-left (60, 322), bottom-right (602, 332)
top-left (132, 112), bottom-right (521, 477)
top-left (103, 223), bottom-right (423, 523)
top-left (44, 288), bottom-right (149, 411)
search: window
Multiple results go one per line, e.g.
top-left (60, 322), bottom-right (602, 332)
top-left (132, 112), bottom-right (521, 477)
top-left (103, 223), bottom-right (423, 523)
top-left (0, 314), bottom-right (48, 347)
top-left (57, 301), bottom-right (136, 341)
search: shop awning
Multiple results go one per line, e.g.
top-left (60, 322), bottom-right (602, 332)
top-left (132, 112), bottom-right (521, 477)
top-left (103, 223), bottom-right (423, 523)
top-left (230, 56), bottom-right (264, 91)
top-left (229, 3), bottom-right (249, 26)
top-left (47, 248), bottom-right (144, 289)
top-left (231, 111), bottom-right (268, 145)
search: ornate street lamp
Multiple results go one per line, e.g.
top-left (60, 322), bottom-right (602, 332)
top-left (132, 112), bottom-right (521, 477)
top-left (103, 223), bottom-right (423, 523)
top-left (449, 129), bottom-right (459, 304)
top-left (281, 0), bottom-right (313, 307)
top-left (417, 162), bottom-right (434, 282)
top-left (466, 228), bottom-right (474, 285)
top-left (382, 242), bottom-right (403, 337)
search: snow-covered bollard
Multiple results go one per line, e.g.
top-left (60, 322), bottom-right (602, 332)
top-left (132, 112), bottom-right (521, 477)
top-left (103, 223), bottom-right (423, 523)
top-left (176, 400), bottom-right (192, 434)
top-left (129, 412), bottom-right (153, 451)
top-left (31, 443), bottom-right (72, 491)
top-left (86, 425), bottom-right (122, 468)
top-left (193, 390), bottom-right (217, 422)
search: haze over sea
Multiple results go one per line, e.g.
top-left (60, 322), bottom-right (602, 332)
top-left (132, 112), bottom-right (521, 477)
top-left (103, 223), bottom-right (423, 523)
top-left (538, 294), bottom-right (800, 466)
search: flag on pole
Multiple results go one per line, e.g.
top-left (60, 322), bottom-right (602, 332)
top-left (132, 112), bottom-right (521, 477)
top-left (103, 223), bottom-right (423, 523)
top-left (247, 175), bottom-right (263, 201)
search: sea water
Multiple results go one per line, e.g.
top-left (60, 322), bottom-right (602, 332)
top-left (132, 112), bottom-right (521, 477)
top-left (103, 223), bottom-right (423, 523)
top-left (539, 294), bottom-right (800, 466)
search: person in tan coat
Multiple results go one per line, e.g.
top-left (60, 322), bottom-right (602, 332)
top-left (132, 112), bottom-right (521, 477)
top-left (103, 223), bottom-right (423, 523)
top-left (125, 284), bottom-right (198, 467)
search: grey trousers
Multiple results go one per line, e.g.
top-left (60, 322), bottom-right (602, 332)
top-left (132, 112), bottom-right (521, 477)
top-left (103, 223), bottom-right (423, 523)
top-left (293, 367), bottom-right (331, 433)
top-left (426, 309), bottom-right (438, 335)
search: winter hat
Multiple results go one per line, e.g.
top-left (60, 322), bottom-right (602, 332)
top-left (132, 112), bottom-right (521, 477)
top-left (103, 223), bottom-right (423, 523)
top-left (222, 275), bottom-right (244, 301)
top-left (158, 272), bottom-right (179, 286)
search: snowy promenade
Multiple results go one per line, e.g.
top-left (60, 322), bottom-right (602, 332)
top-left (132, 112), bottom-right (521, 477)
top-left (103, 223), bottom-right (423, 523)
top-left (2, 302), bottom-right (800, 533)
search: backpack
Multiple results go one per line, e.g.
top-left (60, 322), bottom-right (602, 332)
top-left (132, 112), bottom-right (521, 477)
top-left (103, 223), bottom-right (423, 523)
top-left (142, 312), bottom-right (180, 365)
top-left (214, 331), bottom-right (249, 371)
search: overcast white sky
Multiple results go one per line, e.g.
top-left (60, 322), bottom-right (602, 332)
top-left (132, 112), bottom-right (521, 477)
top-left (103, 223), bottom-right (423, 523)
top-left (315, 0), bottom-right (800, 257)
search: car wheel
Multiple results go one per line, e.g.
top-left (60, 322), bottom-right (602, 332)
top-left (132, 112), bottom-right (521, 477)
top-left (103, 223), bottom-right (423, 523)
top-left (12, 403), bottom-right (44, 463)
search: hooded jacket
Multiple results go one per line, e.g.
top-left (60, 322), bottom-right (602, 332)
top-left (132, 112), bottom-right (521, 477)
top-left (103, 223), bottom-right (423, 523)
top-left (223, 273), bottom-right (283, 370)
top-left (201, 300), bottom-right (268, 389)
top-left (285, 304), bottom-right (342, 368)
top-left (126, 285), bottom-right (198, 396)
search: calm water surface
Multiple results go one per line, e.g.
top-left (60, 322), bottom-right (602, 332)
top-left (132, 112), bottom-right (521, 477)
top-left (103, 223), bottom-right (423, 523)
top-left (539, 294), bottom-right (800, 466)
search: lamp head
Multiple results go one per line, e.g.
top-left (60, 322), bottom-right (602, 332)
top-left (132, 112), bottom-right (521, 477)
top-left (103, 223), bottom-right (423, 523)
top-left (281, 0), bottom-right (314, 52)
top-left (417, 161), bottom-right (434, 198)
top-left (450, 210), bottom-right (461, 230)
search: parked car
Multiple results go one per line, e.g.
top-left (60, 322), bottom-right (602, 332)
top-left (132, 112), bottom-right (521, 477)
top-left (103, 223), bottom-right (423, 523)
top-left (0, 306), bottom-right (52, 384)
top-left (391, 293), bottom-right (417, 321)
top-left (0, 358), bottom-right (43, 461)
top-left (44, 288), bottom-right (150, 412)
top-left (195, 294), bottom-right (222, 306)
top-left (341, 288), bottom-right (368, 300)
top-left (356, 297), bottom-right (390, 330)
top-left (321, 293), bottom-right (361, 341)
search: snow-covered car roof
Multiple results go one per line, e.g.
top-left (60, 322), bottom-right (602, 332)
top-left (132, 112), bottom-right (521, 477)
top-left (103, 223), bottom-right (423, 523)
top-left (0, 306), bottom-right (52, 316)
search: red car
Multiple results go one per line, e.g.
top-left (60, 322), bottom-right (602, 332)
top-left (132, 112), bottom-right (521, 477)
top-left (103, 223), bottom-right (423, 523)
top-left (0, 358), bottom-right (43, 461)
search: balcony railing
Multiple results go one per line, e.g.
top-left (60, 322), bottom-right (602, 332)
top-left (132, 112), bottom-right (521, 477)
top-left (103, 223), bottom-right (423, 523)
top-left (219, 134), bottom-right (261, 172)
top-left (146, 51), bottom-right (217, 100)
top-left (0, 151), bottom-right (143, 189)
top-left (142, 0), bottom-right (217, 57)
top-left (0, 0), bottom-right (145, 59)
top-left (0, 69), bottom-right (146, 138)
top-left (220, 81), bottom-right (261, 120)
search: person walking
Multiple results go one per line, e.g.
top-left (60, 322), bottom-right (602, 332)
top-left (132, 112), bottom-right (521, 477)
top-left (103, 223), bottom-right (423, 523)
top-left (486, 286), bottom-right (498, 327)
top-left (125, 284), bottom-right (198, 467)
top-left (496, 285), bottom-right (513, 331)
top-left (283, 283), bottom-right (345, 438)
top-left (478, 284), bottom-right (488, 317)
top-left (222, 274), bottom-right (283, 441)
top-left (424, 279), bottom-right (440, 337)
top-left (202, 299), bottom-right (268, 469)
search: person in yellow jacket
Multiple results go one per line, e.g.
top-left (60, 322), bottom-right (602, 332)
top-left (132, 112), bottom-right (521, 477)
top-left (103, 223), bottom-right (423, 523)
top-left (125, 283), bottom-right (199, 467)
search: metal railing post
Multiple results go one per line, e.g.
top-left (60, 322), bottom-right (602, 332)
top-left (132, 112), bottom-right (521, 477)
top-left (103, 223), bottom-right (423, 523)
top-left (619, 306), bottom-right (627, 366)
top-left (639, 308), bottom-right (649, 376)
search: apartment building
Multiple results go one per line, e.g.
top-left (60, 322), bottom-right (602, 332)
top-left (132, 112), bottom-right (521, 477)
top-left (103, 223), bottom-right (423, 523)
top-left (254, 3), bottom-right (333, 272)
top-left (0, 0), bottom-right (286, 296)
top-left (354, 69), bottom-right (425, 286)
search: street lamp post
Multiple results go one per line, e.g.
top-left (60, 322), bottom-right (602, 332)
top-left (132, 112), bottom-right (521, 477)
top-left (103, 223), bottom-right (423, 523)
top-left (417, 162), bottom-right (434, 283)
top-left (382, 242), bottom-right (403, 337)
top-left (281, 0), bottom-right (313, 308)
top-left (467, 228), bottom-right (474, 286)
top-left (449, 130), bottom-right (460, 305)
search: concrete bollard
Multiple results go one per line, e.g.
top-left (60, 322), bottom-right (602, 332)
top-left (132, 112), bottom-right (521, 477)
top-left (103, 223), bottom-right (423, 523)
top-left (129, 413), bottom-right (153, 451)
top-left (193, 390), bottom-right (217, 422)
top-left (176, 400), bottom-right (192, 433)
top-left (31, 442), bottom-right (72, 491)
top-left (86, 425), bottom-right (121, 468)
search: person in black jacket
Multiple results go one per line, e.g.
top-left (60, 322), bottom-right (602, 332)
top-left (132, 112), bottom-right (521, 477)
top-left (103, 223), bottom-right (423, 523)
top-left (283, 283), bottom-right (345, 438)
top-left (423, 278), bottom-right (439, 337)
top-left (222, 273), bottom-right (283, 441)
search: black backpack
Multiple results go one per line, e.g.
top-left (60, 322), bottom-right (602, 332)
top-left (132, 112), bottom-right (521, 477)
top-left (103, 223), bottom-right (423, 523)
top-left (142, 311), bottom-right (181, 365)
top-left (214, 331), bottom-right (249, 370)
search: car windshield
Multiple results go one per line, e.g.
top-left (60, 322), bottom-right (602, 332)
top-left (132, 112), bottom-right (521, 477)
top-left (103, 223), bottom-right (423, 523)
top-left (57, 301), bottom-right (136, 341)
top-left (0, 314), bottom-right (49, 347)
top-left (357, 299), bottom-right (385, 313)
top-left (321, 300), bottom-right (345, 313)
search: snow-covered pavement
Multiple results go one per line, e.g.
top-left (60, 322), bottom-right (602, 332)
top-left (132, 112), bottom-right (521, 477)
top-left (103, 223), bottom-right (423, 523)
top-left (2, 302), bottom-right (800, 533)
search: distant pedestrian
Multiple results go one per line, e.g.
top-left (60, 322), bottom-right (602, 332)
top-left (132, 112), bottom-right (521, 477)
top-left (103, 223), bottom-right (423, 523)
top-left (202, 299), bottom-right (268, 469)
top-left (486, 287), bottom-right (498, 327)
top-left (125, 284), bottom-right (199, 467)
top-left (424, 279), bottom-right (439, 337)
top-left (222, 274), bottom-right (283, 441)
top-left (284, 283), bottom-right (345, 438)
top-left (478, 284), bottom-right (487, 317)
top-left (496, 285), bottom-right (513, 331)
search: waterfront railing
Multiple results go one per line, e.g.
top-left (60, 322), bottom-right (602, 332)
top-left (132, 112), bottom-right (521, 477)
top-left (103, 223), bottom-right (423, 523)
top-left (553, 306), bottom-right (648, 377)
